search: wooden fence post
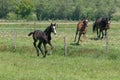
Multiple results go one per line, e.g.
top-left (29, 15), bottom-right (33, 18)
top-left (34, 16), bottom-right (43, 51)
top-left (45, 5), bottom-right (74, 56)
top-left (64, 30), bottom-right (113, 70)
top-left (14, 29), bottom-right (17, 49)
top-left (106, 30), bottom-right (109, 54)
top-left (64, 36), bottom-right (67, 56)
top-left (34, 21), bottom-right (36, 31)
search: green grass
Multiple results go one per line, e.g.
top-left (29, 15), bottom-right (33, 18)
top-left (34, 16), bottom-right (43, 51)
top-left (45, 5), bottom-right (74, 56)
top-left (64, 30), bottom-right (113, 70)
top-left (0, 22), bottom-right (120, 80)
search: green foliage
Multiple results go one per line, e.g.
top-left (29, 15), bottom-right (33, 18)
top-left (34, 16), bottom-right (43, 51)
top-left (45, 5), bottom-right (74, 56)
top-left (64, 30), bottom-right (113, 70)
top-left (112, 12), bottom-right (120, 21)
top-left (16, 0), bottom-right (35, 18)
top-left (72, 5), bottom-right (81, 20)
top-left (0, 0), bottom-right (120, 20)
top-left (26, 13), bottom-right (37, 21)
top-left (6, 12), bottom-right (17, 20)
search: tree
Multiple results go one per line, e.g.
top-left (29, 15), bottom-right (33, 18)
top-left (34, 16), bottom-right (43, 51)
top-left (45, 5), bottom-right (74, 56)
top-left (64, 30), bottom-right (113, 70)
top-left (72, 5), bottom-right (81, 20)
top-left (16, 0), bottom-right (35, 18)
top-left (0, 0), bottom-right (13, 19)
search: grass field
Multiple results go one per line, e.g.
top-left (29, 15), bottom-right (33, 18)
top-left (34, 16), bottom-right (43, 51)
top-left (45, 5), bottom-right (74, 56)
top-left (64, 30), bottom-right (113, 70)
top-left (0, 22), bottom-right (120, 80)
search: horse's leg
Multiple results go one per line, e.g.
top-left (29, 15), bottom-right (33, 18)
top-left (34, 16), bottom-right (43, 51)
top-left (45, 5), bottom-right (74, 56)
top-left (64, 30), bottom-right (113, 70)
top-left (105, 30), bottom-right (107, 38)
top-left (77, 32), bottom-right (82, 45)
top-left (97, 27), bottom-right (99, 38)
top-left (83, 33), bottom-right (86, 41)
top-left (74, 30), bottom-right (78, 42)
top-left (43, 43), bottom-right (47, 57)
top-left (33, 40), bottom-right (39, 56)
top-left (98, 29), bottom-right (101, 39)
top-left (101, 31), bottom-right (104, 39)
top-left (37, 41), bottom-right (44, 56)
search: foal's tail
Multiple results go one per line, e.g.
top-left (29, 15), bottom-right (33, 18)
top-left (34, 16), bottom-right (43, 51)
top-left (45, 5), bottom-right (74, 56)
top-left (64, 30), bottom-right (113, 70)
top-left (28, 32), bottom-right (34, 36)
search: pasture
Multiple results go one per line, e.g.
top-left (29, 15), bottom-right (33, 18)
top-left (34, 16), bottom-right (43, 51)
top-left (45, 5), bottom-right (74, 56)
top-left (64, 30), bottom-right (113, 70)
top-left (0, 22), bottom-right (120, 80)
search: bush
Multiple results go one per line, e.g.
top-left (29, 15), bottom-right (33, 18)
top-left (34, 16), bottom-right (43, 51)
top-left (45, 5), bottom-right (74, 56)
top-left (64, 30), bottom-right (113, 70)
top-left (112, 12), bottom-right (120, 21)
top-left (26, 13), bottom-right (37, 21)
top-left (6, 12), bottom-right (17, 20)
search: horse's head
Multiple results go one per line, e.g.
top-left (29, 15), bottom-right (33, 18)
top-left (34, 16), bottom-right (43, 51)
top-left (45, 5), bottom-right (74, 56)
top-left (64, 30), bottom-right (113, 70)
top-left (83, 19), bottom-right (89, 25)
top-left (107, 18), bottom-right (111, 29)
top-left (50, 23), bottom-right (57, 35)
top-left (104, 18), bottom-right (111, 29)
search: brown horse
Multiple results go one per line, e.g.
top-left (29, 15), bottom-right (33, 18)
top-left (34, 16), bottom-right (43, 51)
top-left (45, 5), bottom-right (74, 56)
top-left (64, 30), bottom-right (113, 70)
top-left (93, 17), bottom-right (110, 39)
top-left (28, 23), bottom-right (56, 57)
top-left (74, 19), bottom-right (89, 44)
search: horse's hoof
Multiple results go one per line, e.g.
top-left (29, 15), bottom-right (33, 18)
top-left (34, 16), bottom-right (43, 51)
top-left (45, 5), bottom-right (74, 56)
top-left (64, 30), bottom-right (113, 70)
top-left (101, 37), bottom-right (103, 39)
top-left (97, 37), bottom-right (100, 40)
top-left (37, 54), bottom-right (39, 56)
top-left (76, 43), bottom-right (80, 45)
top-left (43, 55), bottom-right (46, 58)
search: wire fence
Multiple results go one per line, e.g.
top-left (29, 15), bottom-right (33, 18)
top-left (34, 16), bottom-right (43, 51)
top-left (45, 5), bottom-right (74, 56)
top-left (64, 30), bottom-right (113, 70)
top-left (0, 23), bottom-right (120, 55)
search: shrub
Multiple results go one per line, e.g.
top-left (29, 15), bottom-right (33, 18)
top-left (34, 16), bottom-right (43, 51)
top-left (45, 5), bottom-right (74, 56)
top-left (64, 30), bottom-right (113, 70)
top-left (112, 12), bottom-right (120, 21)
top-left (6, 12), bottom-right (17, 20)
top-left (26, 13), bottom-right (37, 21)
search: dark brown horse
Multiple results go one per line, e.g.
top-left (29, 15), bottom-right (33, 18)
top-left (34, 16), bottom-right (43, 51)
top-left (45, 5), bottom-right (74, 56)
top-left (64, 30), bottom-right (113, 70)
top-left (74, 19), bottom-right (89, 44)
top-left (28, 23), bottom-right (56, 57)
top-left (93, 17), bottom-right (110, 39)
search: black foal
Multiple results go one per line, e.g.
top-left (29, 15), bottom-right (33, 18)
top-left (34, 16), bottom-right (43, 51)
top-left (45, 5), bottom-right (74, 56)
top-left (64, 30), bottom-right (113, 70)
top-left (28, 23), bottom-right (56, 57)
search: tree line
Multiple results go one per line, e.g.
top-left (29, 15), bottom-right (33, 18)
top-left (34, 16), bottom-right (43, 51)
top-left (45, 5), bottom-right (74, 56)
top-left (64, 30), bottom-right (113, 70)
top-left (0, 0), bottom-right (120, 21)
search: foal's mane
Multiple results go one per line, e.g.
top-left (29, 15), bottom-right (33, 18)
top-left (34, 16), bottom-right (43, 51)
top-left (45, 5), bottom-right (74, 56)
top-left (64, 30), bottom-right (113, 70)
top-left (44, 25), bottom-right (51, 33)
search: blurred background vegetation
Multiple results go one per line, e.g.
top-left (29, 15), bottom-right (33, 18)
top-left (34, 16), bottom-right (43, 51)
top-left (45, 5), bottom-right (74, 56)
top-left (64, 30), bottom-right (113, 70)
top-left (0, 0), bottom-right (120, 21)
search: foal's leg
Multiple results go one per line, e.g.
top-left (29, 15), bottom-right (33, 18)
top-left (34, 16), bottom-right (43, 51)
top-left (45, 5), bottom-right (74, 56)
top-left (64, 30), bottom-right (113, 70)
top-left (48, 41), bottom-right (53, 49)
top-left (48, 41), bottom-right (53, 55)
top-left (33, 40), bottom-right (39, 56)
top-left (38, 41), bottom-right (44, 56)
top-left (43, 43), bottom-right (47, 57)
top-left (74, 30), bottom-right (78, 42)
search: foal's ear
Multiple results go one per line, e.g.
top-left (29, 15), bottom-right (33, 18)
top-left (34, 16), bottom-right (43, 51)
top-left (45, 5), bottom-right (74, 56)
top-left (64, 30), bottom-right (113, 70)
top-left (54, 23), bottom-right (56, 25)
top-left (51, 23), bottom-right (53, 25)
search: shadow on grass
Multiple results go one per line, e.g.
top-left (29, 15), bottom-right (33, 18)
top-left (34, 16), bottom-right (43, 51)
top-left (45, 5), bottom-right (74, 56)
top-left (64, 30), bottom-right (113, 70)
top-left (89, 37), bottom-right (101, 41)
top-left (67, 46), bottom-right (106, 58)
top-left (70, 42), bottom-right (81, 46)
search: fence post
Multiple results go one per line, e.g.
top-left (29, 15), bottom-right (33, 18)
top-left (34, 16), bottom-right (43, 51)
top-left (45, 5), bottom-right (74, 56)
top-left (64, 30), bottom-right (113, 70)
top-left (14, 29), bottom-right (17, 49)
top-left (64, 36), bottom-right (67, 56)
top-left (34, 21), bottom-right (36, 31)
top-left (106, 30), bottom-right (109, 54)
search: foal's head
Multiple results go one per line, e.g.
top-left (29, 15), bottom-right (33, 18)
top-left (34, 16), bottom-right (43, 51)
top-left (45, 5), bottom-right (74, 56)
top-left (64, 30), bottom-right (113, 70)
top-left (49, 23), bottom-right (57, 35)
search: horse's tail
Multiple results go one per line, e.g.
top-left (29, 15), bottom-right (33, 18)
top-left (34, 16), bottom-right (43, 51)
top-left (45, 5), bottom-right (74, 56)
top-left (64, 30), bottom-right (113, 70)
top-left (92, 22), bottom-right (96, 33)
top-left (28, 32), bottom-right (34, 36)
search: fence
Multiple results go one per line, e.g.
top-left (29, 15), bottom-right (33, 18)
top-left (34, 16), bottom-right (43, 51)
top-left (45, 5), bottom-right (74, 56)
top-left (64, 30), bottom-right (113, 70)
top-left (0, 27), bottom-right (69, 56)
top-left (0, 23), bottom-right (120, 55)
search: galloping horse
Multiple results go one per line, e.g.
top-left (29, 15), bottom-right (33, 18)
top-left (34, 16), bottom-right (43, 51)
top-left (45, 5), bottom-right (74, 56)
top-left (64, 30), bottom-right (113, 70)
top-left (28, 23), bottom-right (56, 57)
top-left (93, 17), bottom-right (110, 39)
top-left (74, 19), bottom-right (89, 44)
